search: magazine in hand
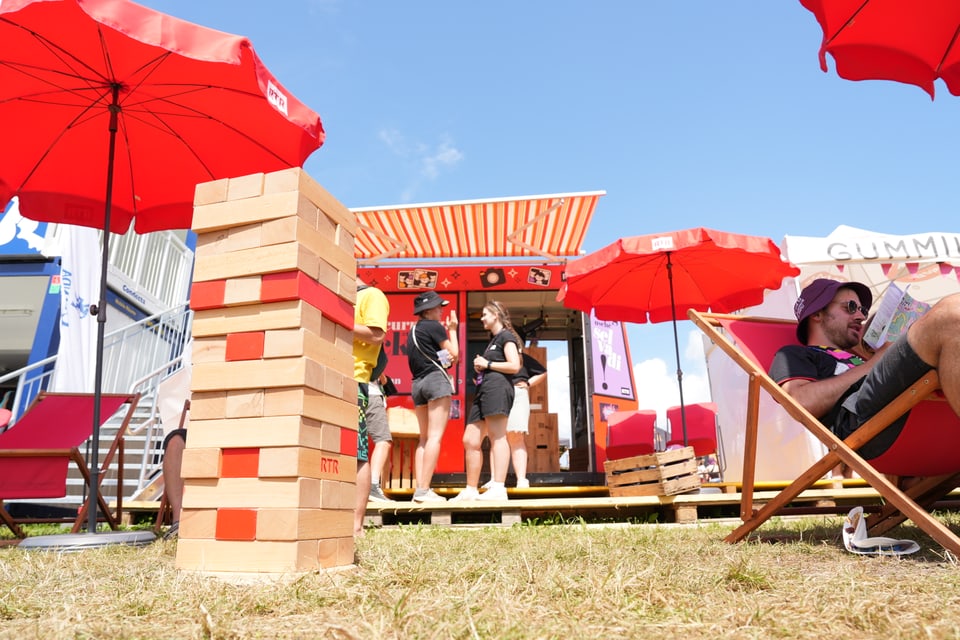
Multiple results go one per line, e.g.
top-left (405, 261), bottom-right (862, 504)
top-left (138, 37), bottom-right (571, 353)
top-left (862, 283), bottom-right (931, 350)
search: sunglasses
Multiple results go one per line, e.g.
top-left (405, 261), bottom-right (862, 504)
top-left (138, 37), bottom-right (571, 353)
top-left (833, 300), bottom-right (869, 316)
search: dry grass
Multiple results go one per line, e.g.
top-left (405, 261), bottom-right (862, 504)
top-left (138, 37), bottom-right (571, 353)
top-left (3, 515), bottom-right (960, 639)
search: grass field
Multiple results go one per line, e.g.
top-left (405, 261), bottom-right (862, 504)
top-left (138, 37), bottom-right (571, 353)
top-left (2, 516), bottom-right (960, 639)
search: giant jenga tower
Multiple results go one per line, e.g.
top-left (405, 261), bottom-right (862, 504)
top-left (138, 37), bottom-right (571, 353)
top-left (175, 168), bottom-right (358, 576)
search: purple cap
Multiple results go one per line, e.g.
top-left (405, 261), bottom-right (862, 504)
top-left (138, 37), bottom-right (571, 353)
top-left (794, 278), bottom-right (872, 343)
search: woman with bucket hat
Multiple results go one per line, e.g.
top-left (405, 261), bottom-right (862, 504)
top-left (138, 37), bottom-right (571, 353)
top-left (408, 290), bottom-right (459, 502)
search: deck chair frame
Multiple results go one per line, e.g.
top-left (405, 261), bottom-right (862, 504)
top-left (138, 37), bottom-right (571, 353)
top-left (0, 391), bottom-right (141, 538)
top-left (689, 309), bottom-right (960, 556)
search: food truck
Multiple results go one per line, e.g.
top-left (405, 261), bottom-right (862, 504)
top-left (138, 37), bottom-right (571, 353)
top-left (354, 192), bottom-right (639, 487)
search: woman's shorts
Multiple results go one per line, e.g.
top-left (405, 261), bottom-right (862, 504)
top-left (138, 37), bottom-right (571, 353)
top-left (411, 368), bottom-right (453, 407)
top-left (506, 386), bottom-right (530, 433)
top-left (467, 380), bottom-right (514, 424)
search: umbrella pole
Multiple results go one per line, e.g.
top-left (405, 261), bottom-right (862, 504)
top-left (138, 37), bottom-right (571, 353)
top-left (86, 86), bottom-right (120, 534)
top-left (665, 253), bottom-right (688, 445)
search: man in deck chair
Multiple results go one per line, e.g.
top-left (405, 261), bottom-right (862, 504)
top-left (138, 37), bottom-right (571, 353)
top-left (769, 278), bottom-right (960, 460)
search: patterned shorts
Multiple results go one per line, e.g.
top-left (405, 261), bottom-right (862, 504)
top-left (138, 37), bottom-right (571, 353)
top-left (357, 382), bottom-right (370, 463)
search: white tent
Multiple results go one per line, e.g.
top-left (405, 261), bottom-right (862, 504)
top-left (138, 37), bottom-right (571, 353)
top-left (704, 226), bottom-right (960, 482)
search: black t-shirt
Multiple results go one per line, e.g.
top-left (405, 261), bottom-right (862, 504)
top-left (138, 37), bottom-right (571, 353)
top-left (477, 330), bottom-right (521, 390)
top-left (768, 344), bottom-right (865, 430)
top-left (407, 318), bottom-right (449, 380)
top-left (513, 353), bottom-right (546, 385)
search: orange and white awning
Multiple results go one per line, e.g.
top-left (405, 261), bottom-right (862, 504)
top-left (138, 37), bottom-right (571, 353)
top-left (352, 191), bottom-right (605, 263)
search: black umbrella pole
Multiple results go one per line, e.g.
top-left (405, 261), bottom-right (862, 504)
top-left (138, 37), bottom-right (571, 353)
top-left (666, 254), bottom-right (688, 445)
top-left (87, 92), bottom-right (120, 534)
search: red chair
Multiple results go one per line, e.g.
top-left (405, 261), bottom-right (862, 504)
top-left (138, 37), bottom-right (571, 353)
top-left (666, 402), bottom-right (720, 457)
top-left (0, 391), bottom-right (141, 538)
top-left (606, 409), bottom-right (656, 460)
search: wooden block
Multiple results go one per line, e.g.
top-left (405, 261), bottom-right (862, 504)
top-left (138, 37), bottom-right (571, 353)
top-left (259, 447), bottom-right (357, 481)
top-left (256, 508), bottom-right (353, 541)
top-left (193, 241), bottom-right (319, 283)
top-left (192, 357), bottom-right (325, 393)
top-left (182, 477), bottom-right (332, 509)
top-left (604, 447), bottom-right (701, 497)
top-left (224, 389), bottom-right (265, 418)
top-left (191, 190), bottom-right (303, 233)
top-left (220, 448), bottom-right (260, 478)
top-left (262, 167), bottom-right (303, 196)
top-left (293, 168), bottom-right (357, 234)
top-left (262, 387), bottom-right (357, 428)
top-left (192, 336), bottom-right (227, 363)
top-left (227, 173), bottom-right (266, 201)
top-left (192, 299), bottom-right (325, 338)
top-left (225, 332), bottom-right (265, 361)
top-left (257, 215), bottom-right (355, 277)
top-left (194, 221), bottom-right (264, 258)
top-left (187, 415), bottom-right (346, 450)
top-left (260, 271), bottom-right (355, 329)
top-left (180, 448), bottom-right (221, 479)
top-left (179, 508), bottom-right (218, 539)
top-left (175, 539), bottom-right (327, 573)
top-left (223, 276), bottom-right (263, 306)
top-left (317, 536), bottom-right (355, 570)
top-left (190, 280), bottom-right (225, 311)
top-left (194, 178), bottom-right (228, 206)
top-left (216, 508), bottom-right (258, 541)
top-left (262, 327), bottom-right (353, 374)
top-left (190, 392), bottom-right (227, 420)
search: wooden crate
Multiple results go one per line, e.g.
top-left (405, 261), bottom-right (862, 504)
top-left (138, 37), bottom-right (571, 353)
top-left (525, 411), bottom-right (560, 473)
top-left (604, 447), bottom-right (700, 497)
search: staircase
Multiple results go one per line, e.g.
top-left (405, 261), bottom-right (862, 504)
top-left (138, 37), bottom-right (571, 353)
top-left (0, 305), bottom-right (193, 511)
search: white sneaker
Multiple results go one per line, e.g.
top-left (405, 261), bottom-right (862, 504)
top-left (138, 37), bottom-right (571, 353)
top-left (412, 489), bottom-right (446, 503)
top-left (481, 479), bottom-right (494, 490)
top-left (478, 485), bottom-right (508, 501)
top-left (449, 486), bottom-right (480, 503)
top-left (515, 478), bottom-right (530, 489)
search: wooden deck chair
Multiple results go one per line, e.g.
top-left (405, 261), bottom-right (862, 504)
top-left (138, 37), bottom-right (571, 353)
top-left (0, 391), bottom-right (141, 538)
top-left (606, 410), bottom-right (657, 460)
top-left (688, 309), bottom-right (960, 556)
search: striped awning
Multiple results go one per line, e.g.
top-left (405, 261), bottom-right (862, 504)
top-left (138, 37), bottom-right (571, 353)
top-left (352, 191), bottom-right (605, 263)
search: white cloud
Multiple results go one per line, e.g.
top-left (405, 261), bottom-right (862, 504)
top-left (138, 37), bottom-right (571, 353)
top-left (378, 129), bottom-right (463, 201)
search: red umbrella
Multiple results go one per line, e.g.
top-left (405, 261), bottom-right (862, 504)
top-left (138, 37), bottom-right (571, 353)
top-left (0, 0), bottom-right (324, 534)
top-left (800, 0), bottom-right (960, 99)
top-left (559, 227), bottom-right (799, 443)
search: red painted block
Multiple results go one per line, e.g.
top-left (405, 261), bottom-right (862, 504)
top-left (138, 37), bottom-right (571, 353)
top-left (215, 508), bottom-right (258, 541)
top-left (225, 332), bottom-right (266, 361)
top-left (340, 425), bottom-right (358, 457)
top-left (221, 448), bottom-right (260, 478)
top-left (190, 280), bottom-right (226, 310)
top-left (261, 270), bottom-right (354, 330)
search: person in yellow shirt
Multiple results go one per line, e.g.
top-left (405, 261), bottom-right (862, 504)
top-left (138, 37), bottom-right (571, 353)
top-left (353, 280), bottom-right (390, 536)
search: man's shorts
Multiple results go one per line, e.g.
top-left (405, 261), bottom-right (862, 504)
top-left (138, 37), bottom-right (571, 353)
top-left (837, 334), bottom-right (933, 459)
top-left (366, 388), bottom-right (391, 444)
top-left (162, 428), bottom-right (187, 450)
top-left (411, 369), bottom-right (453, 407)
top-left (506, 386), bottom-right (530, 433)
top-left (357, 382), bottom-right (370, 463)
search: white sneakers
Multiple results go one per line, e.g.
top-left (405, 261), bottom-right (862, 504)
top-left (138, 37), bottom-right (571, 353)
top-left (477, 484), bottom-right (508, 501)
top-left (412, 488), bottom-right (446, 503)
top-left (449, 486), bottom-right (480, 503)
top-left (515, 478), bottom-right (530, 489)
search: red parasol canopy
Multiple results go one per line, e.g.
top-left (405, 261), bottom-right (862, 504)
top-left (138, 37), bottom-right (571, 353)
top-left (0, 0), bottom-right (323, 535)
top-left (559, 227), bottom-right (799, 443)
top-left (800, 0), bottom-right (960, 99)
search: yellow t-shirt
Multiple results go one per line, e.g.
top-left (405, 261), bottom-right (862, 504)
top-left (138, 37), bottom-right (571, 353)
top-left (353, 286), bottom-right (390, 383)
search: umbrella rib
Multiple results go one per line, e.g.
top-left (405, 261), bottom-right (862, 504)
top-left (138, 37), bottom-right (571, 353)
top-left (0, 17), bottom-right (110, 87)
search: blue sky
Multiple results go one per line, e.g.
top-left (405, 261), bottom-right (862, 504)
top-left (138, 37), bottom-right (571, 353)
top-left (143, 1), bottom-right (958, 439)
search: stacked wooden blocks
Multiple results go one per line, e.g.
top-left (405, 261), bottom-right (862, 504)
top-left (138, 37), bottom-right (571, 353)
top-left (175, 168), bottom-right (358, 575)
top-left (523, 346), bottom-right (560, 473)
